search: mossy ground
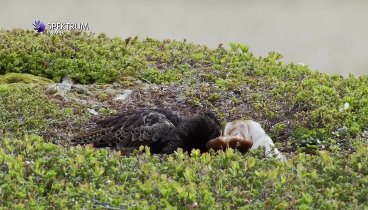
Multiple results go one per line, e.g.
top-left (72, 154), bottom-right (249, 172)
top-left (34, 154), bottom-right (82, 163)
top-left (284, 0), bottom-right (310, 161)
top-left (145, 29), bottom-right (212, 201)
top-left (0, 30), bottom-right (367, 209)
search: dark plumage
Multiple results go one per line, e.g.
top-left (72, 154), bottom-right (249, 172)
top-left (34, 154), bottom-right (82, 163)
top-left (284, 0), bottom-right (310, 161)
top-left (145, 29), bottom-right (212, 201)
top-left (72, 109), bottom-right (221, 154)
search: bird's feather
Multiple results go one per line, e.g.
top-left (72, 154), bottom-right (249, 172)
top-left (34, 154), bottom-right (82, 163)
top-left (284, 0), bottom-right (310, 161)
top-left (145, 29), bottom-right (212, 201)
top-left (72, 109), bottom-right (176, 149)
top-left (72, 108), bottom-right (220, 154)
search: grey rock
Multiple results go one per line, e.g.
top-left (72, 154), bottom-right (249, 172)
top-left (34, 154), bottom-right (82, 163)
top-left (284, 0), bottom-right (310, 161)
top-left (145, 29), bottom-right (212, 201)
top-left (58, 76), bottom-right (72, 92)
top-left (71, 84), bottom-right (89, 95)
top-left (45, 84), bottom-right (58, 95)
top-left (52, 92), bottom-right (69, 102)
top-left (45, 76), bottom-right (74, 95)
top-left (87, 108), bottom-right (99, 115)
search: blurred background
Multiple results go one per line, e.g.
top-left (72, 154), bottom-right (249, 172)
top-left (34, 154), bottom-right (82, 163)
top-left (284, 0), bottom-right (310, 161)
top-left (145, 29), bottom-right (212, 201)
top-left (1, 0), bottom-right (367, 76)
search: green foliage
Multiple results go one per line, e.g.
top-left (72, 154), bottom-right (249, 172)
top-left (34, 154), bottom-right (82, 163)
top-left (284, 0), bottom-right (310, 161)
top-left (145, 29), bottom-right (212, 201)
top-left (0, 135), bottom-right (367, 209)
top-left (1, 30), bottom-right (368, 148)
top-left (0, 30), bottom-right (129, 83)
top-left (1, 29), bottom-right (368, 209)
top-left (0, 73), bottom-right (52, 85)
top-left (0, 85), bottom-right (60, 136)
top-left (0, 77), bottom-right (88, 144)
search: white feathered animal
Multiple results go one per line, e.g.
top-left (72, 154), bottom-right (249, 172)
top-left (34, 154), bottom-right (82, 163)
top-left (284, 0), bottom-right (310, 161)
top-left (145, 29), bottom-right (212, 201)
top-left (224, 120), bottom-right (286, 161)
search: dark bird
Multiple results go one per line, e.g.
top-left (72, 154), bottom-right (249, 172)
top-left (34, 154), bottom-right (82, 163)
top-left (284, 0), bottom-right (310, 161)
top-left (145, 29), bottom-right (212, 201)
top-left (72, 109), bottom-right (222, 154)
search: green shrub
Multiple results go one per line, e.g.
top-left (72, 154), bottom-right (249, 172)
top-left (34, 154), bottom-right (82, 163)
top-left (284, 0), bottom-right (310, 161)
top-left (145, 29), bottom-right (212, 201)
top-left (1, 29), bottom-right (368, 209)
top-left (0, 135), bottom-right (367, 209)
top-left (0, 85), bottom-right (59, 136)
top-left (0, 76), bottom-right (88, 143)
top-left (1, 29), bottom-right (368, 150)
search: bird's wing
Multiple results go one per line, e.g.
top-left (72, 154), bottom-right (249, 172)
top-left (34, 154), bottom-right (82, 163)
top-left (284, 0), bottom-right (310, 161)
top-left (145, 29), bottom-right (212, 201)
top-left (73, 110), bottom-right (175, 148)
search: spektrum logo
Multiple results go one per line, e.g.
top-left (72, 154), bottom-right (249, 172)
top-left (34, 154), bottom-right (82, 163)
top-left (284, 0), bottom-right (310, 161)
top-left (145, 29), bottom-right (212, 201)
top-left (32, 19), bottom-right (89, 34)
top-left (33, 20), bottom-right (46, 33)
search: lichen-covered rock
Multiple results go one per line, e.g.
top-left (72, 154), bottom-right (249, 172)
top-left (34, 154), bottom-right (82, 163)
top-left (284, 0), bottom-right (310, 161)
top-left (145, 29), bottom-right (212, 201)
top-left (113, 89), bottom-right (133, 101)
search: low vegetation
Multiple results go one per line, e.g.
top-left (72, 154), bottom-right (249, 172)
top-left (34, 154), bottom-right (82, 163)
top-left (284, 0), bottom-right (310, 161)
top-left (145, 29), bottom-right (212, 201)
top-left (0, 29), bottom-right (367, 209)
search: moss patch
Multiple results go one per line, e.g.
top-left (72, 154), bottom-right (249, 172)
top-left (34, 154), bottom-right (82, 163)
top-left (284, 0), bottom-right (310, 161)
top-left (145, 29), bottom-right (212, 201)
top-left (0, 73), bottom-right (52, 85)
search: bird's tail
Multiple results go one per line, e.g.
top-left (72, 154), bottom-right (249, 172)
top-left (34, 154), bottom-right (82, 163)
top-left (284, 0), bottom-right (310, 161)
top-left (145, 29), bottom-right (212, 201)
top-left (71, 128), bottom-right (114, 147)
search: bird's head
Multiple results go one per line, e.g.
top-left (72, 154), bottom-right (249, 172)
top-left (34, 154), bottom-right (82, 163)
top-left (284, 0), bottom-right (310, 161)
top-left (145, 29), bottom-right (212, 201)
top-left (201, 111), bottom-right (221, 128)
top-left (200, 111), bottom-right (222, 139)
top-left (179, 111), bottom-right (222, 153)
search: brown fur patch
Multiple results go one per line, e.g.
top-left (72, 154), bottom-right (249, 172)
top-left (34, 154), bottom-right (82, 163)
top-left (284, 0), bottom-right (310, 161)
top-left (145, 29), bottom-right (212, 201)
top-left (228, 137), bottom-right (253, 154)
top-left (206, 137), bottom-right (228, 151)
top-left (206, 136), bottom-right (253, 154)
